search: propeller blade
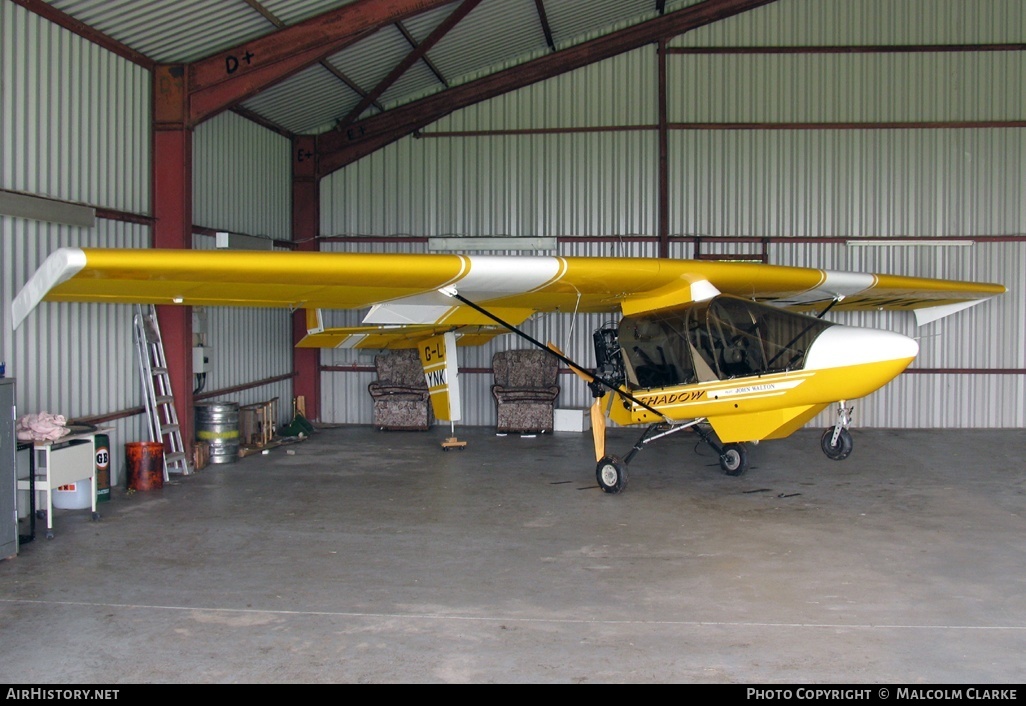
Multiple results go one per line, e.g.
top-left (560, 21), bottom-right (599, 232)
top-left (546, 342), bottom-right (594, 383)
top-left (591, 396), bottom-right (607, 461)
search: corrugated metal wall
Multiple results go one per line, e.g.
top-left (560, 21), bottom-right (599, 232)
top-left (191, 113), bottom-right (295, 428)
top-left (1, 2), bottom-right (296, 487)
top-left (322, 48), bottom-right (659, 239)
top-left (0, 4), bottom-right (150, 209)
top-left (2, 0), bottom-right (1023, 440)
top-left (318, 1), bottom-right (1026, 430)
top-left (675, 0), bottom-right (1026, 46)
top-left (1, 1), bottom-right (153, 482)
top-left (672, 129), bottom-right (1026, 238)
top-left (193, 112), bottom-right (291, 241)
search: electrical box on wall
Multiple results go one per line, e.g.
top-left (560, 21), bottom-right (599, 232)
top-left (192, 307), bottom-right (208, 348)
top-left (193, 347), bottom-right (212, 373)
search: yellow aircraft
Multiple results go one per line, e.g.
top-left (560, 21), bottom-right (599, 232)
top-left (13, 248), bottom-right (1005, 493)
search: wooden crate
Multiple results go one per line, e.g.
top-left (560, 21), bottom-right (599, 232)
top-left (239, 398), bottom-right (278, 448)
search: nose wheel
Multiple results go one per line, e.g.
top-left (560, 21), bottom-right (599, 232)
top-left (822, 402), bottom-right (854, 461)
top-left (821, 427), bottom-right (853, 460)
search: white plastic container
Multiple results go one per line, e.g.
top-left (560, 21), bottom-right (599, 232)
top-left (52, 479), bottom-right (91, 510)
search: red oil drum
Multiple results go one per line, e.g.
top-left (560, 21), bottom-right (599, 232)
top-left (125, 441), bottom-right (164, 491)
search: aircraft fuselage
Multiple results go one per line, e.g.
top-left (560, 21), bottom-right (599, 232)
top-left (605, 296), bottom-right (919, 442)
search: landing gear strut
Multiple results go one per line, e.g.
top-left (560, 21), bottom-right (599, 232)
top-left (821, 401), bottom-right (854, 461)
top-left (594, 420), bottom-right (750, 494)
top-left (596, 423), bottom-right (693, 494)
top-left (691, 423), bottom-right (750, 477)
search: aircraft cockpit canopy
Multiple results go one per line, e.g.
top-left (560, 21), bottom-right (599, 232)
top-left (617, 295), bottom-right (835, 389)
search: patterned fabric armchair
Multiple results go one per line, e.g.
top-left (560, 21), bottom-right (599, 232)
top-left (368, 349), bottom-right (433, 430)
top-left (491, 349), bottom-right (561, 433)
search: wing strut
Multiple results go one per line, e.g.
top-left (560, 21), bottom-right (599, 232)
top-left (441, 286), bottom-right (749, 491)
top-left (439, 287), bottom-right (666, 420)
top-left (816, 294), bottom-right (845, 319)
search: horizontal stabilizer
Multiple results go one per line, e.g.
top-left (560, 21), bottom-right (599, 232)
top-left (297, 324), bottom-right (506, 349)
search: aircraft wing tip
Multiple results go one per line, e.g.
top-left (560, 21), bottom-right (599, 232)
top-left (12, 247), bottom-right (87, 328)
top-left (913, 297), bottom-right (994, 326)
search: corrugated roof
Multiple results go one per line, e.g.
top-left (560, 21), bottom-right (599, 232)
top-left (47, 0), bottom-right (278, 63)
top-left (32, 0), bottom-right (765, 138)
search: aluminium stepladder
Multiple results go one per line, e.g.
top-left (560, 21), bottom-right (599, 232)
top-left (133, 304), bottom-right (192, 479)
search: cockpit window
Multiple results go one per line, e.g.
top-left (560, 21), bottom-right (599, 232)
top-left (618, 295), bottom-right (834, 388)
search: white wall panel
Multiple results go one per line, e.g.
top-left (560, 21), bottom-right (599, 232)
top-left (1, 1), bottom-right (150, 212)
top-left (677, 0), bottom-right (1026, 46)
top-left (193, 112), bottom-right (291, 241)
top-left (322, 129), bottom-right (658, 239)
top-left (671, 129), bottom-right (1026, 239)
top-left (670, 52), bottom-right (1026, 124)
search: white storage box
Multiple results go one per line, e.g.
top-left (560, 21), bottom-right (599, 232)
top-left (553, 408), bottom-right (591, 433)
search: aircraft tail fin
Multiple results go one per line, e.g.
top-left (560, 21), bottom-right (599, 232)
top-left (417, 331), bottom-right (462, 423)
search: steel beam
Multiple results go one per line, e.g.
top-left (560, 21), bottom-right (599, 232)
top-left (316, 0), bottom-right (780, 175)
top-left (291, 135), bottom-right (321, 421)
top-left (187, 0), bottom-right (456, 126)
top-left (153, 68), bottom-right (195, 455)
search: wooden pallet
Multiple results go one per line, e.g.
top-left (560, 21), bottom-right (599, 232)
top-left (238, 434), bottom-right (305, 458)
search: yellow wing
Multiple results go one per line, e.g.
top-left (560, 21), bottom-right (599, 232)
top-left (13, 248), bottom-right (1006, 341)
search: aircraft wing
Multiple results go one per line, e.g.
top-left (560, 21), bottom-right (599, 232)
top-left (13, 248), bottom-right (1006, 344)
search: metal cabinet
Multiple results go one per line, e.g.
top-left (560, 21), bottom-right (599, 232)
top-left (1, 379), bottom-right (16, 559)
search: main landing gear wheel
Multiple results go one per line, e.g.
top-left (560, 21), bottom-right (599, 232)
top-left (719, 443), bottom-right (749, 477)
top-left (596, 455), bottom-right (629, 494)
top-left (821, 427), bottom-right (853, 461)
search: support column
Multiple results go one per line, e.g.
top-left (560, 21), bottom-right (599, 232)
top-left (152, 65), bottom-right (194, 456)
top-left (657, 39), bottom-right (670, 260)
top-left (291, 135), bottom-right (321, 420)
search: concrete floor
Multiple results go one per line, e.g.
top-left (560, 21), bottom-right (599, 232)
top-left (1, 424), bottom-right (1024, 684)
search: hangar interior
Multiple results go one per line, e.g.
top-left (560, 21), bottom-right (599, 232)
top-left (1, 0), bottom-right (1024, 684)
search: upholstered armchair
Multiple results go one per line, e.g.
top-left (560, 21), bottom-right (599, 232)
top-left (368, 349), bottom-right (433, 430)
top-left (491, 349), bottom-right (561, 433)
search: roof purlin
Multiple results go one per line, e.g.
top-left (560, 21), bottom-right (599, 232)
top-left (314, 0), bottom-right (781, 177)
top-left (339, 0), bottom-right (482, 127)
top-left (185, 0), bottom-right (456, 126)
